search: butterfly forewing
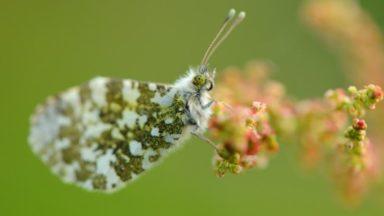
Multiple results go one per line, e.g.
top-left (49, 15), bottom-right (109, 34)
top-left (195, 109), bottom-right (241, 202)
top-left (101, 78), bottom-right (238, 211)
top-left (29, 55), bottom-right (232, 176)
top-left (29, 77), bottom-right (189, 192)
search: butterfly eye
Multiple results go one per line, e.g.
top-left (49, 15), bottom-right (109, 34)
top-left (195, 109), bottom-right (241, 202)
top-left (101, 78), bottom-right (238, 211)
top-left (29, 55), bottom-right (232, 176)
top-left (193, 74), bottom-right (207, 89)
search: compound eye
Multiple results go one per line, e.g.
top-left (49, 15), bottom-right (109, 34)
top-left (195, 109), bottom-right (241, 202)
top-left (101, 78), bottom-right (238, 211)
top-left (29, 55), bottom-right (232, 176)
top-left (192, 74), bottom-right (206, 89)
top-left (206, 80), bottom-right (213, 91)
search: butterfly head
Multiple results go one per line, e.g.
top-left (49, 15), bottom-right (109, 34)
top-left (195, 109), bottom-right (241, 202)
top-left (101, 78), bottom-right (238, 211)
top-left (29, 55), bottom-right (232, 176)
top-left (192, 66), bottom-right (216, 92)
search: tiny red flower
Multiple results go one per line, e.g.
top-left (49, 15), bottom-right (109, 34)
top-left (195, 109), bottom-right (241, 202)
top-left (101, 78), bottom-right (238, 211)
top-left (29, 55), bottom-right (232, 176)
top-left (373, 86), bottom-right (383, 101)
top-left (245, 129), bottom-right (260, 155)
top-left (353, 119), bottom-right (367, 131)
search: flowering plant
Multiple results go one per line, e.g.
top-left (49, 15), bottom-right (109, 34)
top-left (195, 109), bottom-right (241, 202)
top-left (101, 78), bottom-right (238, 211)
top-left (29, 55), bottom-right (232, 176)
top-left (208, 61), bottom-right (383, 204)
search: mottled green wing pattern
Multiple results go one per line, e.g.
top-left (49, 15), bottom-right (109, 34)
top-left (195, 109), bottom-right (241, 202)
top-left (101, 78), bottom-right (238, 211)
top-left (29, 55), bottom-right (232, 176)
top-left (29, 77), bottom-right (189, 192)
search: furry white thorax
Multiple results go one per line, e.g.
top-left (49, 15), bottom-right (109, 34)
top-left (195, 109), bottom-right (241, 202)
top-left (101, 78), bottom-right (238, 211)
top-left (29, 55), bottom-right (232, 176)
top-left (173, 68), bottom-right (213, 134)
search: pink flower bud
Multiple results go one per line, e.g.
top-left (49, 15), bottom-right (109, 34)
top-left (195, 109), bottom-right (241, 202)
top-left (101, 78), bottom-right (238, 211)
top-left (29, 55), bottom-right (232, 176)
top-left (245, 129), bottom-right (260, 155)
top-left (373, 86), bottom-right (383, 101)
top-left (251, 101), bottom-right (266, 115)
top-left (353, 119), bottom-right (367, 130)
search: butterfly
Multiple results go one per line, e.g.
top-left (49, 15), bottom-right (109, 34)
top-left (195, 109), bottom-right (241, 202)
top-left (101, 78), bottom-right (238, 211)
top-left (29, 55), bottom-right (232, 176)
top-left (29, 9), bottom-right (246, 192)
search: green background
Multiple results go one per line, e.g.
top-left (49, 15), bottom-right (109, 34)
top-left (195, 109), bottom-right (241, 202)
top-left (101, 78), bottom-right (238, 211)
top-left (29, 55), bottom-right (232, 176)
top-left (1, 0), bottom-right (384, 215)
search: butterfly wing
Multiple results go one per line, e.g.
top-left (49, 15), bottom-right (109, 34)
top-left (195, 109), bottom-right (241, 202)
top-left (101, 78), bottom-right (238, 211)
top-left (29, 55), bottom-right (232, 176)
top-left (29, 77), bottom-right (189, 192)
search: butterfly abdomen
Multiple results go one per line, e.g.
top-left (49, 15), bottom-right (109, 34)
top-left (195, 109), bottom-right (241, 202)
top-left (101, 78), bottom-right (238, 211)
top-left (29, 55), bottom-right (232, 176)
top-left (29, 77), bottom-right (190, 192)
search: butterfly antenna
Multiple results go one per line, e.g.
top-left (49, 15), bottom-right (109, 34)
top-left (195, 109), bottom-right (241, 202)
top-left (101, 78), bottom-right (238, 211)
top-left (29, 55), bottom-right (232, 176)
top-left (203, 11), bottom-right (246, 66)
top-left (200, 9), bottom-right (236, 68)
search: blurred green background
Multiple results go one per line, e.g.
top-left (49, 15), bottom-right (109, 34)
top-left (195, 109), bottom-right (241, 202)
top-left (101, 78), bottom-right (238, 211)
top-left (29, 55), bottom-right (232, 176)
top-left (2, 0), bottom-right (384, 215)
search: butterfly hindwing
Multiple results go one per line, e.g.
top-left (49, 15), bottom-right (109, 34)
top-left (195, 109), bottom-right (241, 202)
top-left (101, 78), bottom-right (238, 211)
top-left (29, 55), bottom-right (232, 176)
top-left (29, 77), bottom-right (189, 192)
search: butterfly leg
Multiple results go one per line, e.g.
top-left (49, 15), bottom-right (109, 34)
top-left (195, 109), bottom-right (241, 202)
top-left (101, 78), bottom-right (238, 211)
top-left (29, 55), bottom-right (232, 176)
top-left (191, 132), bottom-right (220, 151)
top-left (205, 99), bottom-right (234, 111)
top-left (202, 100), bottom-right (215, 110)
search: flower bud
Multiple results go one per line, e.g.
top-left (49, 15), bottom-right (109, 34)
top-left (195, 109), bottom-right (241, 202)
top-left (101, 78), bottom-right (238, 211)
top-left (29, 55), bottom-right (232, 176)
top-left (353, 119), bottom-right (367, 131)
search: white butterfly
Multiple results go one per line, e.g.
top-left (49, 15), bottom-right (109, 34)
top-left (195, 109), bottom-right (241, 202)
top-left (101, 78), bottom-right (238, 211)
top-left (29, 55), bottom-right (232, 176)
top-left (29, 9), bottom-right (245, 192)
